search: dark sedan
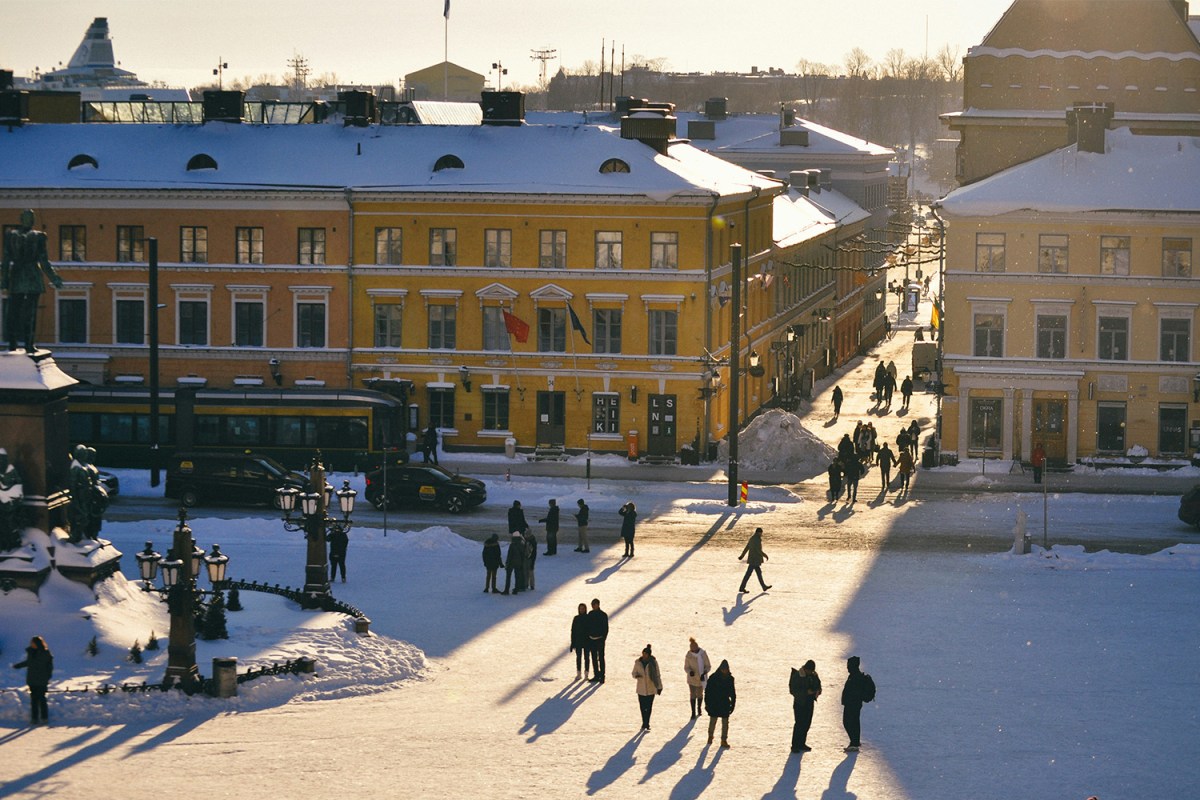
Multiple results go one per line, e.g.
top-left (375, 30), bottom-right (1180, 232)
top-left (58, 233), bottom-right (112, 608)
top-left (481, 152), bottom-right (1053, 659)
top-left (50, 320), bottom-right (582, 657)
top-left (364, 463), bottom-right (486, 514)
top-left (1180, 485), bottom-right (1200, 530)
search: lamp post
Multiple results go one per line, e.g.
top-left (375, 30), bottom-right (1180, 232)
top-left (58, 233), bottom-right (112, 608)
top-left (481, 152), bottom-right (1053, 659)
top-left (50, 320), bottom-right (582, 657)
top-left (277, 454), bottom-right (356, 608)
top-left (136, 508), bottom-right (231, 690)
top-left (929, 203), bottom-right (947, 455)
top-left (728, 243), bottom-right (742, 507)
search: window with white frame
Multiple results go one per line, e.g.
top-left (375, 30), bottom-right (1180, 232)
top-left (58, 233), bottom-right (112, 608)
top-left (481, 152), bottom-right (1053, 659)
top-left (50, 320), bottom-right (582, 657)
top-left (59, 225), bottom-right (86, 262)
top-left (1098, 315), bottom-right (1129, 360)
top-left (374, 304), bottom-right (403, 347)
top-left (1162, 238), bottom-right (1192, 277)
top-left (236, 227), bottom-right (264, 265)
top-left (428, 304), bottom-right (457, 349)
top-left (428, 388), bottom-right (455, 429)
top-left (1037, 234), bottom-right (1068, 274)
top-left (538, 307), bottom-right (567, 352)
top-left (592, 393), bottom-right (620, 434)
top-left (1100, 235), bottom-right (1130, 275)
top-left (975, 233), bottom-right (1005, 273)
top-left (593, 308), bottom-right (622, 354)
top-left (430, 228), bottom-right (457, 266)
top-left (1036, 314), bottom-right (1067, 359)
top-left (539, 230), bottom-right (566, 268)
top-left (57, 297), bottom-right (87, 343)
top-left (595, 231), bottom-right (622, 269)
top-left (298, 228), bottom-right (326, 266)
top-left (484, 229), bottom-right (512, 267)
top-left (1160, 317), bottom-right (1190, 362)
top-left (114, 297), bottom-right (145, 345)
top-left (374, 227), bottom-right (403, 265)
top-left (973, 313), bottom-right (1004, 357)
top-left (482, 306), bottom-right (510, 351)
top-left (482, 388), bottom-right (510, 431)
top-left (648, 309), bottom-right (678, 355)
top-left (180, 226), bottom-right (208, 264)
top-left (650, 232), bottom-right (679, 270)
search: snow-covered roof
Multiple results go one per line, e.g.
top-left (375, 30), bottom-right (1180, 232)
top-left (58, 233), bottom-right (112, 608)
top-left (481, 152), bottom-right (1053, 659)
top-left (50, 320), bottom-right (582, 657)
top-left (0, 122), bottom-right (779, 201)
top-left (772, 190), bottom-right (836, 249)
top-left (940, 127), bottom-right (1200, 216)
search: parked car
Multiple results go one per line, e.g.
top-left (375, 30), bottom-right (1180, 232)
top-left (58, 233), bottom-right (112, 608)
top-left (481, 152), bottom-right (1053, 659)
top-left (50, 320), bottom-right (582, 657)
top-left (1179, 485), bottom-right (1200, 530)
top-left (364, 463), bottom-right (486, 514)
top-left (165, 452), bottom-right (308, 508)
top-left (97, 470), bottom-right (119, 500)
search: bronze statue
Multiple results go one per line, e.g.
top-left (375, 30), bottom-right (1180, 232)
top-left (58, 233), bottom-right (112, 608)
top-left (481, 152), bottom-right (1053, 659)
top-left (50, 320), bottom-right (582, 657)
top-left (68, 445), bottom-right (107, 542)
top-left (0, 447), bottom-right (24, 550)
top-left (1, 209), bottom-right (64, 354)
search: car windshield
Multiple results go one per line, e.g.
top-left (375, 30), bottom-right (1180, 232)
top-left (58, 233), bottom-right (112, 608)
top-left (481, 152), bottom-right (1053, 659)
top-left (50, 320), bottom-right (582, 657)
top-left (414, 465), bottom-right (453, 482)
top-left (259, 456), bottom-right (291, 477)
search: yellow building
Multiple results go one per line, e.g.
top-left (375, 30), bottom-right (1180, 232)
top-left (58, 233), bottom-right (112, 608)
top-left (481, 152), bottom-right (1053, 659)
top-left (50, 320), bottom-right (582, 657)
top-left (404, 62), bottom-right (485, 103)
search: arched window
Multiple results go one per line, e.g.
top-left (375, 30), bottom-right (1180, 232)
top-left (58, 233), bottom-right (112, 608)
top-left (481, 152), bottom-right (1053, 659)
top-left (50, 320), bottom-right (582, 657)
top-left (67, 154), bottom-right (99, 170)
top-left (433, 154), bottom-right (465, 171)
top-left (186, 153), bottom-right (219, 171)
top-left (599, 158), bottom-right (630, 174)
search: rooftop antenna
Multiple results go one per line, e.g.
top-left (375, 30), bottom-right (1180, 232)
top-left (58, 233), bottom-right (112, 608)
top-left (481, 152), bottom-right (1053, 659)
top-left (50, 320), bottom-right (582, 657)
top-left (530, 47), bottom-right (557, 87)
top-left (213, 57), bottom-right (228, 90)
top-left (287, 53), bottom-right (310, 91)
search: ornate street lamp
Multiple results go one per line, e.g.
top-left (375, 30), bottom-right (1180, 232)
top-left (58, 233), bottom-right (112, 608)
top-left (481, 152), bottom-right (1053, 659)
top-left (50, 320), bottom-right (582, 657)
top-left (136, 541), bottom-right (161, 588)
top-left (277, 454), bottom-right (355, 608)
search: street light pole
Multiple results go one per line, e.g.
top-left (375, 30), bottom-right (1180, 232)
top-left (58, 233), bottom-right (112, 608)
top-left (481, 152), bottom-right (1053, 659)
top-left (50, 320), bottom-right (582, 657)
top-left (727, 243), bottom-right (742, 507)
top-left (149, 238), bottom-right (160, 488)
top-left (163, 509), bottom-right (199, 689)
top-left (303, 458), bottom-right (331, 605)
top-left (930, 203), bottom-right (947, 455)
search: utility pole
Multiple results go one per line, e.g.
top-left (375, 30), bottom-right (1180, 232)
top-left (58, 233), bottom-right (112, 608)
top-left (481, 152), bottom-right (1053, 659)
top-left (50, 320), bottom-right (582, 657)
top-left (530, 48), bottom-right (557, 87)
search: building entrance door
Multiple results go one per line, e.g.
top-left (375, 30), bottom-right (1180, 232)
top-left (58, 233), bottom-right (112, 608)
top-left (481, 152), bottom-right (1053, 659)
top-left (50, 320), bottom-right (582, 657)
top-left (646, 394), bottom-right (677, 458)
top-left (1159, 405), bottom-right (1187, 455)
top-left (536, 391), bottom-right (566, 447)
top-left (1033, 398), bottom-right (1067, 462)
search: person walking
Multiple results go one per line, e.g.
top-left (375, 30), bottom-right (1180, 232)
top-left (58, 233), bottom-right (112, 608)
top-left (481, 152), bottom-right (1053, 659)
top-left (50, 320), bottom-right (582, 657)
top-left (1031, 442), bottom-right (1047, 485)
top-left (705, 659), bottom-right (736, 748)
top-left (570, 603), bottom-right (591, 680)
top-left (737, 527), bottom-right (771, 593)
top-left (523, 527), bottom-right (538, 591)
top-left (508, 500), bottom-right (529, 535)
top-left (841, 655), bottom-right (876, 752)
top-left (632, 644), bottom-right (663, 731)
top-left (837, 433), bottom-right (856, 465)
top-left (900, 375), bottom-right (913, 410)
top-left (876, 443), bottom-right (896, 493)
top-left (619, 501), bottom-right (637, 558)
top-left (503, 531), bottom-right (526, 595)
top-left (684, 637), bottom-right (711, 719)
top-left (422, 425), bottom-right (439, 464)
top-left (482, 533), bottom-right (502, 593)
top-left (906, 420), bottom-right (921, 457)
top-left (327, 527), bottom-right (348, 583)
top-left (831, 385), bottom-right (843, 418)
top-left (897, 447), bottom-right (915, 494)
top-left (881, 371), bottom-right (896, 408)
top-left (573, 498), bottom-right (590, 553)
top-left (885, 360), bottom-right (898, 404)
top-left (539, 498), bottom-right (560, 555)
top-left (12, 635), bottom-right (53, 725)
top-left (586, 598), bottom-right (609, 683)
top-left (790, 659), bottom-right (821, 753)
top-left (843, 457), bottom-right (861, 503)
top-left (872, 361), bottom-right (886, 404)
top-left (826, 460), bottom-right (843, 503)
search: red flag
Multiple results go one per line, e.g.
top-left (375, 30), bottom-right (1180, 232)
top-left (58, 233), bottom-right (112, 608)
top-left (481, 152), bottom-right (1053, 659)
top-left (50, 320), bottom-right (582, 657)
top-left (502, 310), bottom-right (529, 343)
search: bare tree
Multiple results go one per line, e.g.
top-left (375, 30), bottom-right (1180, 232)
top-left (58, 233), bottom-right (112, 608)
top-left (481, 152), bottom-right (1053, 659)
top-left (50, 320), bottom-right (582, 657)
top-left (882, 48), bottom-right (908, 79)
top-left (935, 44), bottom-right (963, 82)
top-left (844, 48), bottom-right (873, 79)
top-left (794, 59), bottom-right (831, 116)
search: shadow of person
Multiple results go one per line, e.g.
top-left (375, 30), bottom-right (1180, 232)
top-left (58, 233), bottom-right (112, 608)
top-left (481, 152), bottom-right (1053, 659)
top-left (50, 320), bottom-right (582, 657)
top-left (667, 746), bottom-right (724, 800)
top-left (722, 590), bottom-right (763, 626)
top-left (586, 730), bottom-right (646, 795)
top-left (818, 753), bottom-right (859, 800)
top-left (824, 417), bottom-right (839, 428)
top-left (762, 750), bottom-right (803, 799)
top-left (831, 505), bottom-right (855, 524)
top-left (519, 679), bottom-right (599, 742)
top-left (586, 559), bottom-right (629, 584)
top-left (640, 717), bottom-right (695, 783)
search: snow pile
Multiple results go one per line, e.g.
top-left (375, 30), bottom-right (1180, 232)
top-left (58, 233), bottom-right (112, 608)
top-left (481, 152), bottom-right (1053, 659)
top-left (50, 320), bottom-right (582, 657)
top-left (716, 408), bottom-right (835, 475)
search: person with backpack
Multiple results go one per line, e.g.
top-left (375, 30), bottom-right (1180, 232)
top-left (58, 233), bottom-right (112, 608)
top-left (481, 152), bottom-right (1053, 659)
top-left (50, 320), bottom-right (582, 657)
top-left (841, 655), bottom-right (876, 752)
top-left (789, 659), bottom-right (821, 752)
top-left (12, 635), bottom-right (53, 725)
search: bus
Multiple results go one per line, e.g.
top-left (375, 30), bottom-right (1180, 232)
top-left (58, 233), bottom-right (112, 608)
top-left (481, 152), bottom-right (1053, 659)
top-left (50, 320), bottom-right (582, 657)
top-left (67, 382), bottom-right (411, 471)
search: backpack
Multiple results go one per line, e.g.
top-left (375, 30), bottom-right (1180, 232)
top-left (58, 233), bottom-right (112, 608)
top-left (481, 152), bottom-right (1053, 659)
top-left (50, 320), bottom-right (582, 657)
top-left (860, 673), bottom-right (876, 703)
top-left (789, 667), bottom-right (802, 698)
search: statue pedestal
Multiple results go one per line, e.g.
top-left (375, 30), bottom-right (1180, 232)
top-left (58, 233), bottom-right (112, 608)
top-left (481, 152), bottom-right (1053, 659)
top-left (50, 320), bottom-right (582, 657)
top-left (0, 527), bottom-right (53, 591)
top-left (50, 528), bottom-right (123, 586)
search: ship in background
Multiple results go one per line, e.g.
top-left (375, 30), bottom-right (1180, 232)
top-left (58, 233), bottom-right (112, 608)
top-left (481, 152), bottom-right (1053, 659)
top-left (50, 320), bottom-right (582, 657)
top-left (9, 16), bottom-right (191, 101)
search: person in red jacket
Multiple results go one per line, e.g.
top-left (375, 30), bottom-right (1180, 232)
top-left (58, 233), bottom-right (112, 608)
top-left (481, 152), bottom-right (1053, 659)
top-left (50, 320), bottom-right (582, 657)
top-left (1031, 442), bottom-right (1047, 485)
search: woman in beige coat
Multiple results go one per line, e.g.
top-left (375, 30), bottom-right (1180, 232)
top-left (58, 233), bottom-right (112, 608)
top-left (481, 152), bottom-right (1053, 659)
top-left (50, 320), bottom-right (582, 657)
top-left (684, 637), bottom-right (711, 719)
top-left (632, 644), bottom-right (663, 731)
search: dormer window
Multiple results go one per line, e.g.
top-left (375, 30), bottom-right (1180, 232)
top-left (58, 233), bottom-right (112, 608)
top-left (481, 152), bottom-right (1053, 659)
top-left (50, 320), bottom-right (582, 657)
top-left (599, 158), bottom-right (631, 174)
top-left (434, 154), bottom-right (465, 171)
top-left (68, 154), bottom-right (99, 170)
top-left (186, 154), bottom-right (218, 171)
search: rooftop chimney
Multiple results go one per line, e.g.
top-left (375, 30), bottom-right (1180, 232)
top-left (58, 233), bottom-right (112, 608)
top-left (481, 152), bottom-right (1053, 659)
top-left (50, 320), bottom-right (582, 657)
top-left (338, 90), bottom-right (376, 127)
top-left (621, 102), bottom-right (677, 155)
top-left (202, 90), bottom-right (245, 124)
top-left (481, 91), bottom-right (525, 126)
top-left (1066, 101), bottom-right (1113, 154)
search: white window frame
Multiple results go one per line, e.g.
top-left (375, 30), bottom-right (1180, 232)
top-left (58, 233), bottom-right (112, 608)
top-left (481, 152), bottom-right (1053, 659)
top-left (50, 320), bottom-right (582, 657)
top-left (110, 282), bottom-right (148, 346)
top-left (290, 286), bottom-right (331, 349)
top-left (172, 284), bottom-right (214, 347)
top-left (228, 285), bottom-right (270, 348)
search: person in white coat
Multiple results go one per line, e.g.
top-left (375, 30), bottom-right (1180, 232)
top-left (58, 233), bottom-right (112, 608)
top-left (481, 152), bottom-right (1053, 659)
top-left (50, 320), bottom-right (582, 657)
top-left (684, 637), bottom-right (711, 719)
top-left (632, 644), bottom-right (663, 731)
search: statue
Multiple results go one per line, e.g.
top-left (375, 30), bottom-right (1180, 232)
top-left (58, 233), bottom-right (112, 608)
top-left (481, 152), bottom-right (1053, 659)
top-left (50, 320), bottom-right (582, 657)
top-left (0, 447), bottom-right (24, 550)
top-left (1, 209), bottom-right (64, 354)
top-left (68, 445), bottom-right (107, 542)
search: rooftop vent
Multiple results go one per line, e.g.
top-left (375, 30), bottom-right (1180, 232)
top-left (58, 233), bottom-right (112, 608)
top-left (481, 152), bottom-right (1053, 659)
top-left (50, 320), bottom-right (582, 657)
top-left (687, 119), bottom-right (716, 140)
top-left (338, 90), bottom-right (376, 127)
top-left (202, 90), bottom-right (245, 124)
top-left (0, 90), bottom-right (29, 125)
top-left (704, 97), bottom-right (727, 120)
top-left (186, 153), bottom-right (218, 171)
top-left (481, 91), bottom-right (525, 126)
top-left (68, 153), bottom-right (99, 170)
top-left (620, 105), bottom-right (677, 155)
top-left (780, 129), bottom-right (809, 147)
top-left (1066, 101), bottom-right (1113, 154)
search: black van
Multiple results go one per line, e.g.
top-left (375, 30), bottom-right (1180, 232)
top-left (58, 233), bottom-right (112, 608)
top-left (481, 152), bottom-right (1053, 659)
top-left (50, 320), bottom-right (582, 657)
top-left (165, 452), bottom-right (309, 508)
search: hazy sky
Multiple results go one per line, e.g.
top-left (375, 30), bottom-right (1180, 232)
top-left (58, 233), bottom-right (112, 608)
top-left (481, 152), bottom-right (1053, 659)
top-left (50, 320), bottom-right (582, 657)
top-left (4, 0), bottom-right (1014, 90)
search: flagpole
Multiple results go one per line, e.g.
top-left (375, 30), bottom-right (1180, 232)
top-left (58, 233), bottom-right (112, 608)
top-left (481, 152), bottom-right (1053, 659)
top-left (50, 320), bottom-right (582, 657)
top-left (443, 0), bottom-right (449, 100)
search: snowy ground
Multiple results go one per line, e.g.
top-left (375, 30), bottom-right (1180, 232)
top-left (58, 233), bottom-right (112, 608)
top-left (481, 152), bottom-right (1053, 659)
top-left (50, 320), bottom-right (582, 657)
top-left (1, 468), bottom-right (1198, 800)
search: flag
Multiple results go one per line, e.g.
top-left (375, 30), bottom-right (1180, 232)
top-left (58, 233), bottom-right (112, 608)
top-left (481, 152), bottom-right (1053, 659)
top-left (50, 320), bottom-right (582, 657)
top-left (444, 0), bottom-right (450, 18)
top-left (931, 302), bottom-right (941, 331)
top-left (567, 303), bottom-right (591, 346)
top-left (502, 310), bottom-right (529, 343)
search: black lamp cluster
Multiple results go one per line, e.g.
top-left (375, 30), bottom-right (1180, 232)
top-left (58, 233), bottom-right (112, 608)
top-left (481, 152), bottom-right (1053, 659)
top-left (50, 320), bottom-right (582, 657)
top-left (135, 509), bottom-right (229, 592)
top-left (277, 457), bottom-right (357, 606)
top-left (277, 479), bottom-right (357, 533)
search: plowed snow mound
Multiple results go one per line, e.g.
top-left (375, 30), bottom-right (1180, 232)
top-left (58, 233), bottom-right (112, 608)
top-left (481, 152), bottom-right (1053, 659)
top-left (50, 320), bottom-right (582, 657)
top-left (717, 408), bottom-right (836, 478)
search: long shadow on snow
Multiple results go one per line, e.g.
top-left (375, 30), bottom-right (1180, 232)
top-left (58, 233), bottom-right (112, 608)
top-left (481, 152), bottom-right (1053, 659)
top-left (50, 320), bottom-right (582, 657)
top-left (518, 678), bottom-right (599, 741)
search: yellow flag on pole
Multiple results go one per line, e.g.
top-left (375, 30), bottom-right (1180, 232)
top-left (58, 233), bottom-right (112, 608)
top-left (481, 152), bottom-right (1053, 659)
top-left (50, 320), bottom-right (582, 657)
top-left (931, 302), bottom-right (941, 331)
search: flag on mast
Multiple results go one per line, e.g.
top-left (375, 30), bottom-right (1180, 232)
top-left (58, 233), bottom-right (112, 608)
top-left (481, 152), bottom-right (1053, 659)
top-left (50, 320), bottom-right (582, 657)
top-left (502, 310), bottom-right (530, 343)
top-left (567, 303), bottom-right (591, 346)
top-left (444, 0), bottom-right (450, 18)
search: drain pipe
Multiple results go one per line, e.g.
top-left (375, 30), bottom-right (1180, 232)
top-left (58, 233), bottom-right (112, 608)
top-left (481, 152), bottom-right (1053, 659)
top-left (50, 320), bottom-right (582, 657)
top-left (344, 187), bottom-right (356, 388)
top-left (702, 191), bottom-right (720, 460)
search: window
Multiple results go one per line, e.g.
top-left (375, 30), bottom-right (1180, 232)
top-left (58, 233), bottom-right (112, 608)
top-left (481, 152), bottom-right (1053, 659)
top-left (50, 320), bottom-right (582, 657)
top-left (593, 308), bottom-right (622, 354)
top-left (234, 301), bottom-right (264, 347)
top-left (648, 309), bottom-right (678, 355)
top-left (483, 389), bottom-right (510, 431)
top-left (178, 300), bottom-right (208, 346)
top-left (1100, 235), bottom-right (1130, 275)
top-left (58, 298), bottom-right (87, 343)
top-left (430, 228), bottom-right (456, 266)
top-left (297, 302), bottom-right (326, 348)
top-left (973, 313), bottom-right (1004, 357)
top-left (599, 158), bottom-right (630, 173)
top-left (117, 225), bottom-right (145, 263)
top-left (428, 304), bottom-right (456, 349)
top-left (539, 230), bottom-right (566, 268)
top-left (1162, 238), bottom-right (1191, 277)
top-left (1037, 234), bottom-right (1068, 274)
top-left (298, 228), bottom-right (326, 266)
top-left (59, 225), bottom-right (86, 261)
top-left (1036, 315), bottom-right (1066, 359)
top-left (969, 398), bottom-right (1003, 450)
top-left (592, 393), bottom-right (620, 434)
top-left (650, 232), bottom-right (679, 270)
top-left (538, 308), bottom-right (567, 352)
top-left (1096, 402), bottom-right (1126, 452)
top-left (484, 229), bottom-right (512, 267)
top-left (974, 233), bottom-right (1005, 273)
top-left (482, 306), bottom-right (510, 351)
top-left (375, 227), bottom-right (403, 265)
top-left (428, 388), bottom-right (455, 429)
top-left (595, 231), bottom-right (622, 269)
top-left (373, 304), bottom-right (403, 347)
top-left (1098, 316), bottom-right (1129, 360)
top-left (236, 227), bottom-right (264, 265)
top-left (115, 299), bottom-right (144, 344)
top-left (1160, 317), bottom-right (1190, 362)
top-left (180, 226), bottom-right (208, 264)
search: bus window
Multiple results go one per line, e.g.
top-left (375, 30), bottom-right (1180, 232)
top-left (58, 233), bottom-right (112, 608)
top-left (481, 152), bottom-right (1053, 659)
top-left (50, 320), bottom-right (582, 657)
top-left (224, 415), bottom-right (262, 445)
top-left (273, 416), bottom-right (312, 447)
top-left (69, 413), bottom-right (95, 445)
top-left (316, 417), bottom-right (368, 450)
top-left (99, 413), bottom-right (135, 443)
top-left (195, 415), bottom-right (221, 446)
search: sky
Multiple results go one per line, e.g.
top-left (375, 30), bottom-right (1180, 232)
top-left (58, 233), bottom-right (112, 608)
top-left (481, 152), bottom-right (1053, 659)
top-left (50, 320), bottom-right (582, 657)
top-left (2, 0), bottom-right (1015, 91)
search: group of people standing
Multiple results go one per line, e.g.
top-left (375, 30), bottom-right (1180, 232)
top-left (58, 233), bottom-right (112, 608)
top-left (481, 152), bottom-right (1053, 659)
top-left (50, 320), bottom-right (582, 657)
top-left (830, 417), bottom-right (920, 502)
top-left (569, 598), bottom-right (610, 683)
top-left (790, 656), bottom-right (876, 753)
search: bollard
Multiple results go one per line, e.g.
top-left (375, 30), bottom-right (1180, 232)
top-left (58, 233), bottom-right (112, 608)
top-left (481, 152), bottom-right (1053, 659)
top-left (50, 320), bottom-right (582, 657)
top-left (211, 657), bottom-right (238, 698)
top-left (354, 616), bottom-right (372, 635)
top-left (739, 482), bottom-right (748, 505)
top-left (506, 468), bottom-right (510, 481)
top-left (296, 656), bottom-right (317, 674)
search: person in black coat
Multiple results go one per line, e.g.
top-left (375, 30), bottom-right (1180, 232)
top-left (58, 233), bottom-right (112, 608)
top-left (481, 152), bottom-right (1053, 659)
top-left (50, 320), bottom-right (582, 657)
top-left (841, 655), bottom-right (873, 751)
top-left (704, 659), bottom-right (736, 748)
top-left (508, 500), bottom-right (530, 535)
top-left (573, 498), bottom-right (590, 552)
top-left (422, 425), bottom-right (439, 464)
top-left (900, 375), bottom-right (914, 409)
top-left (737, 527), bottom-right (771, 593)
top-left (791, 659), bottom-right (821, 753)
top-left (482, 533), bottom-right (503, 593)
top-left (827, 460), bottom-right (843, 503)
top-left (539, 499), bottom-right (560, 556)
top-left (12, 635), bottom-right (53, 725)
top-left (570, 603), bottom-right (591, 680)
top-left (503, 531), bottom-right (526, 594)
top-left (619, 502), bottom-right (637, 557)
top-left (586, 598), bottom-right (609, 683)
top-left (837, 433), bottom-right (856, 465)
top-left (831, 385), bottom-right (843, 418)
top-left (842, 457), bottom-right (861, 503)
top-left (876, 444), bottom-right (896, 493)
top-left (327, 528), bottom-right (349, 583)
